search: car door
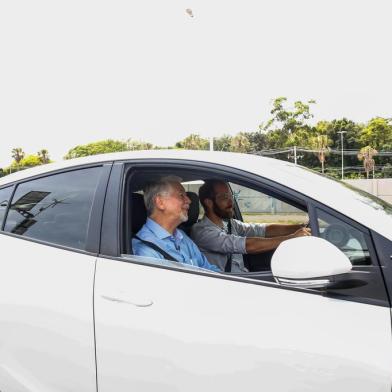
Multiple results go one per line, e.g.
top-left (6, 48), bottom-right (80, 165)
top-left (0, 165), bottom-right (110, 392)
top-left (94, 258), bottom-right (392, 391)
top-left (94, 161), bottom-right (392, 391)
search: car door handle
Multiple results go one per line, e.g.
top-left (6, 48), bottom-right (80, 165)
top-left (101, 295), bottom-right (154, 308)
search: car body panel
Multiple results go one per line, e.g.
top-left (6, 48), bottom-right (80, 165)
top-left (0, 234), bottom-right (97, 392)
top-left (1, 150), bottom-right (392, 391)
top-left (94, 256), bottom-right (392, 392)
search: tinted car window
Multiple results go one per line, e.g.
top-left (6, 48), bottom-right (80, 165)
top-left (316, 209), bottom-right (371, 266)
top-left (0, 186), bottom-right (13, 230)
top-left (4, 167), bottom-right (102, 250)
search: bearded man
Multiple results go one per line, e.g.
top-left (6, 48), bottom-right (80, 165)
top-left (191, 179), bottom-right (310, 273)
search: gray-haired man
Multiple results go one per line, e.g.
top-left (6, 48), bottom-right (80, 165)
top-left (132, 176), bottom-right (221, 272)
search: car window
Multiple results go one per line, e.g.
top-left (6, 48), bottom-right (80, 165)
top-left (316, 209), bottom-right (371, 266)
top-left (0, 186), bottom-right (13, 230)
top-left (4, 167), bottom-right (102, 250)
top-left (230, 183), bottom-right (308, 225)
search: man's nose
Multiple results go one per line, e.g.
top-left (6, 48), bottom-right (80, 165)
top-left (185, 195), bottom-right (191, 204)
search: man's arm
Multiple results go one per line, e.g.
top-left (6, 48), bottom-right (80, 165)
top-left (187, 235), bottom-right (222, 272)
top-left (191, 224), bottom-right (247, 254)
top-left (245, 227), bottom-right (310, 254)
top-left (265, 223), bottom-right (308, 238)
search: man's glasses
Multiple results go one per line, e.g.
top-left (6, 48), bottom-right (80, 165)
top-left (214, 192), bottom-right (233, 201)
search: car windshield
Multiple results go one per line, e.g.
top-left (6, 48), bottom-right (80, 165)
top-left (302, 166), bottom-right (392, 216)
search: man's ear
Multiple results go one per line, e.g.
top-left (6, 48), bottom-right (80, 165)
top-left (204, 198), bottom-right (213, 211)
top-left (154, 195), bottom-right (166, 211)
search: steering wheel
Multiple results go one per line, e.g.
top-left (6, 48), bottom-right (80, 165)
top-left (323, 224), bottom-right (350, 248)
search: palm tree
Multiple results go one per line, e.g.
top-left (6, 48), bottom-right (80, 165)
top-left (310, 135), bottom-right (330, 174)
top-left (358, 146), bottom-right (378, 179)
top-left (37, 149), bottom-right (50, 164)
top-left (229, 133), bottom-right (251, 153)
top-left (11, 148), bottom-right (25, 170)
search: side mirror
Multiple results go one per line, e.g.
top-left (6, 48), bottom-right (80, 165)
top-left (271, 236), bottom-right (354, 290)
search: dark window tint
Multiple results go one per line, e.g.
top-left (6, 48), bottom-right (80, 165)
top-left (4, 167), bottom-right (102, 250)
top-left (0, 186), bottom-right (13, 230)
top-left (316, 209), bottom-right (371, 266)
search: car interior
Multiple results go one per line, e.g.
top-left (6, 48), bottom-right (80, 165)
top-left (122, 166), bottom-right (310, 278)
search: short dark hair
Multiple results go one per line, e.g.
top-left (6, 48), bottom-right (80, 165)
top-left (199, 179), bottom-right (227, 210)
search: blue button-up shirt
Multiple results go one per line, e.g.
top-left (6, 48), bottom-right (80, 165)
top-left (132, 218), bottom-right (221, 272)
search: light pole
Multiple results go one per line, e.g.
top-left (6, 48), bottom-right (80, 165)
top-left (209, 136), bottom-right (214, 151)
top-left (337, 131), bottom-right (347, 180)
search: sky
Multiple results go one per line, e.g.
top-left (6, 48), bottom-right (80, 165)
top-left (1, 0), bottom-right (391, 167)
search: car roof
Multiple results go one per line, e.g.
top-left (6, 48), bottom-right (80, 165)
top-left (1, 149), bottom-right (391, 239)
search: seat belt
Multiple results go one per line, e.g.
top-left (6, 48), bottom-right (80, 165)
top-left (224, 219), bottom-right (233, 273)
top-left (134, 235), bottom-right (179, 263)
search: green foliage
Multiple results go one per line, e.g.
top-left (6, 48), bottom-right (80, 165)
top-left (360, 117), bottom-right (392, 151)
top-left (64, 139), bottom-right (129, 159)
top-left (214, 134), bottom-right (233, 151)
top-left (37, 149), bottom-right (50, 164)
top-left (126, 139), bottom-right (153, 151)
top-left (261, 97), bottom-right (316, 148)
top-left (382, 163), bottom-right (392, 178)
top-left (229, 133), bottom-right (251, 153)
top-left (309, 134), bottom-right (331, 173)
top-left (243, 131), bottom-right (267, 151)
top-left (11, 148), bottom-right (25, 165)
top-left (175, 134), bottom-right (209, 150)
top-left (16, 154), bottom-right (42, 168)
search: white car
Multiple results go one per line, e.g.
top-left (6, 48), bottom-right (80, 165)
top-left (0, 150), bottom-right (391, 392)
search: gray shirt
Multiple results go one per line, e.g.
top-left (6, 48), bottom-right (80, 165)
top-left (190, 216), bottom-right (266, 273)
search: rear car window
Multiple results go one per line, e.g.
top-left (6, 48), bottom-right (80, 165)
top-left (4, 167), bottom-right (102, 250)
top-left (0, 186), bottom-right (13, 230)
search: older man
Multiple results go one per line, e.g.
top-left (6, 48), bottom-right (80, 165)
top-left (132, 176), bottom-right (221, 272)
top-left (191, 179), bottom-right (311, 273)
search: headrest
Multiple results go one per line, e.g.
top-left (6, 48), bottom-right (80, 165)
top-left (131, 193), bottom-right (147, 234)
top-left (185, 191), bottom-right (200, 226)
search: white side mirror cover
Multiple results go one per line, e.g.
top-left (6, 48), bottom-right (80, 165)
top-left (271, 236), bottom-right (352, 279)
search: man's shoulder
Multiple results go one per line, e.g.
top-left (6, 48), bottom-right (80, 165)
top-left (231, 218), bottom-right (250, 228)
top-left (191, 216), bottom-right (218, 236)
top-left (134, 223), bottom-right (151, 240)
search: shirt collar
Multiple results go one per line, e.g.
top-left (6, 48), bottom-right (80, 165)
top-left (202, 215), bottom-right (225, 230)
top-left (146, 218), bottom-right (183, 241)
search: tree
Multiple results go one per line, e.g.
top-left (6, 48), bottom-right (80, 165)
top-left (243, 131), bottom-right (267, 152)
top-left (358, 146), bottom-right (378, 179)
top-left (126, 139), bottom-right (153, 151)
top-left (382, 163), bottom-right (392, 178)
top-left (19, 154), bottom-right (42, 168)
top-left (310, 134), bottom-right (331, 173)
top-left (175, 134), bottom-right (209, 150)
top-left (11, 148), bottom-right (25, 169)
top-left (64, 139), bottom-right (129, 159)
top-left (315, 119), bottom-right (364, 168)
top-left (0, 168), bottom-right (5, 178)
top-left (261, 97), bottom-right (316, 149)
top-left (264, 97), bottom-right (316, 132)
top-left (229, 133), bottom-right (251, 153)
top-left (360, 117), bottom-right (392, 151)
top-left (37, 149), bottom-right (50, 164)
top-left (214, 134), bottom-right (233, 151)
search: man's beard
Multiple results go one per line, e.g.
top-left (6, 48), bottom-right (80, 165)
top-left (179, 210), bottom-right (189, 223)
top-left (212, 201), bottom-right (233, 219)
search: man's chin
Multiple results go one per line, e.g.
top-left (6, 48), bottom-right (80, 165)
top-left (224, 210), bottom-right (234, 219)
top-left (179, 213), bottom-right (189, 223)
